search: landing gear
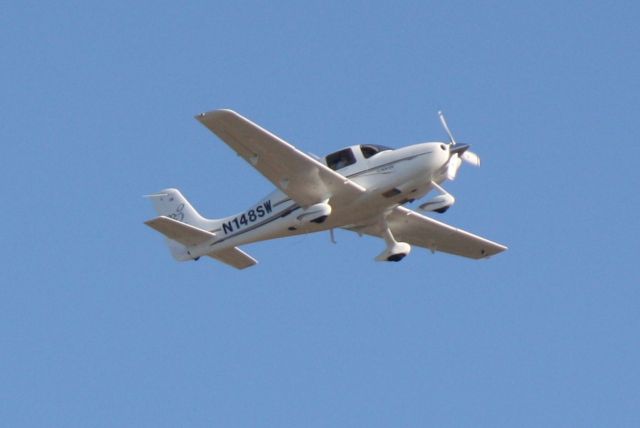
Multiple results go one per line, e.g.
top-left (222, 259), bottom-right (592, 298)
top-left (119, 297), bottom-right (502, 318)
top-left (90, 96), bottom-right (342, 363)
top-left (375, 217), bottom-right (411, 262)
top-left (418, 181), bottom-right (455, 214)
top-left (296, 201), bottom-right (332, 225)
top-left (387, 253), bottom-right (406, 262)
top-left (311, 215), bottom-right (328, 224)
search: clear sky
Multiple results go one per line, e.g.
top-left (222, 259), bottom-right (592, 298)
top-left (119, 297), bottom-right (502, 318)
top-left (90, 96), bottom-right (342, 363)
top-left (2, 1), bottom-right (639, 426)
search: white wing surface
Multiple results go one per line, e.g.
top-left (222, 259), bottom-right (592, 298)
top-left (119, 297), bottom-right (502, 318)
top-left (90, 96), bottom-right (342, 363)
top-left (353, 206), bottom-right (507, 259)
top-left (196, 109), bottom-right (365, 207)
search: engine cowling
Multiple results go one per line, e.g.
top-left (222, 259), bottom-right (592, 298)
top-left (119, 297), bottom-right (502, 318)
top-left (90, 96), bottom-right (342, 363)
top-left (296, 202), bottom-right (332, 224)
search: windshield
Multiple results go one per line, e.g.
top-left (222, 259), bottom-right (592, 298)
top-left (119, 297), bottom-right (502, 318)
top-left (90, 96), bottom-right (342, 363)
top-left (325, 148), bottom-right (356, 171)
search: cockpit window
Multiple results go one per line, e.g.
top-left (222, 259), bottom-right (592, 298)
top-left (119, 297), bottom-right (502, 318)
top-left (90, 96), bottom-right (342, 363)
top-left (360, 144), bottom-right (393, 159)
top-left (326, 148), bottom-right (356, 171)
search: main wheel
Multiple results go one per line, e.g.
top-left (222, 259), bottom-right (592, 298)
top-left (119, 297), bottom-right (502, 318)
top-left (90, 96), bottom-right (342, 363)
top-left (387, 253), bottom-right (406, 262)
top-left (311, 215), bottom-right (328, 224)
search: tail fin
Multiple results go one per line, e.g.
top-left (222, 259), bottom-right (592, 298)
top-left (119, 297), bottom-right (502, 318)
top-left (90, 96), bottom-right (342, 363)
top-left (144, 198), bottom-right (259, 269)
top-left (144, 188), bottom-right (214, 230)
top-left (145, 188), bottom-right (218, 263)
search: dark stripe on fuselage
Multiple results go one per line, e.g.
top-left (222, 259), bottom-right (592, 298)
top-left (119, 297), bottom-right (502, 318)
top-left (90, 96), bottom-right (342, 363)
top-left (345, 151), bottom-right (432, 179)
top-left (273, 198), bottom-right (292, 208)
top-left (210, 202), bottom-right (300, 247)
top-left (264, 152), bottom-right (431, 209)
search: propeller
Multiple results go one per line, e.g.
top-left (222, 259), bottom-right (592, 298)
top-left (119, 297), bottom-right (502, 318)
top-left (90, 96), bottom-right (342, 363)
top-left (438, 110), bottom-right (457, 146)
top-left (447, 154), bottom-right (462, 180)
top-left (437, 110), bottom-right (481, 179)
top-left (460, 150), bottom-right (480, 166)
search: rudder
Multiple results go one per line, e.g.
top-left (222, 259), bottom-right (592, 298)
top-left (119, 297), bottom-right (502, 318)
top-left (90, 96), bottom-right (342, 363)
top-left (145, 188), bottom-right (212, 230)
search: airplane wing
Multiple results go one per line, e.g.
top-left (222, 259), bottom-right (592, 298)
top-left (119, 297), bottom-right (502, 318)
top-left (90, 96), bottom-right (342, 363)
top-left (196, 109), bottom-right (365, 207)
top-left (351, 206), bottom-right (507, 259)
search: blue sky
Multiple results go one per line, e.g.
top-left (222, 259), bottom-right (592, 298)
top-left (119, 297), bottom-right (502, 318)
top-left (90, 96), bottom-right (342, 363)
top-left (2, 1), bottom-right (639, 426)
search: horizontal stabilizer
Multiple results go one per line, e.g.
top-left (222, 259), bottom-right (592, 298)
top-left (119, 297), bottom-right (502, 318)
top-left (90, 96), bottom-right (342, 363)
top-left (207, 247), bottom-right (258, 270)
top-left (145, 216), bottom-right (215, 247)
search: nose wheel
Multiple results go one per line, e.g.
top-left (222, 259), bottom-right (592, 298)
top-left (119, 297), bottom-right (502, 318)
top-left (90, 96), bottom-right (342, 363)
top-left (419, 181), bottom-right (455, 214)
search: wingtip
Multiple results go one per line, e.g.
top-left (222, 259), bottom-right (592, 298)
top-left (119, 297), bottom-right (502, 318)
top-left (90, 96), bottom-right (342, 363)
top-left (194, 108), bottom-right (237, 121)
top-left (143, 193), bottom-right (169, 199)
top-left (194, 111), bottom-right (210, 121)
top-left (479, 243), bottom-right (508, 259)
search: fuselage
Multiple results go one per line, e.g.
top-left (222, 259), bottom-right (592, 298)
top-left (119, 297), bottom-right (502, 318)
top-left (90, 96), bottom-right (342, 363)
top-left (207, 142), bottom-right (451, 251)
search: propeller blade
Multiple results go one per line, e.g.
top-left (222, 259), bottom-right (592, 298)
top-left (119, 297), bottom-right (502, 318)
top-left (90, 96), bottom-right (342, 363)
top-left (446, 154), bottom-right (462, 180)
top-left (461, 150), bottom-right (481, 166)
top-left (438, 110), bottom-right (457, 145)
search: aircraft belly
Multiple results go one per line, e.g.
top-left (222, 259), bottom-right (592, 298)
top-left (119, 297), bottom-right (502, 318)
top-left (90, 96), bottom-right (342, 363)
top-left (209, 157), bottom-right (434, 250)
top-left (209, 196), bottom-right (378, 249)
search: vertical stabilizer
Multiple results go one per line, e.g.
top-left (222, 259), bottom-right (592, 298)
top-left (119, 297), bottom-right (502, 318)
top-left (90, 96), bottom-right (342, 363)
top-left (144, 188), bottom-right (216, 230)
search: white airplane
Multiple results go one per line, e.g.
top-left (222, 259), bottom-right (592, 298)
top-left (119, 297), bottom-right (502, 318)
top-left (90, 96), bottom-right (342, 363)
top-left (145, 109), bottom-right (507, 269)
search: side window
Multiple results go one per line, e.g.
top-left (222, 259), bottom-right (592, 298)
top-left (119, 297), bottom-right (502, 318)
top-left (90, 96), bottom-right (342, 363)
top-left (360, 144), bottom-right (393, 159)
top-left (360, 145), bottom-right (378, 159)
top-left (326, 148), bottom-right (356, 171)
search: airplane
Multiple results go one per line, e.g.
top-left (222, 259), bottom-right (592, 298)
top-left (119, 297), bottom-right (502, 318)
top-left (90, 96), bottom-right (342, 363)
top-left (144, 109), bottom-right (507, 269)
